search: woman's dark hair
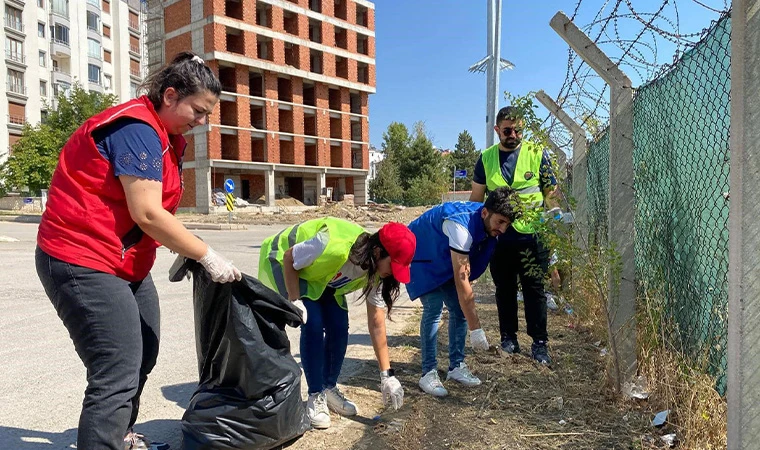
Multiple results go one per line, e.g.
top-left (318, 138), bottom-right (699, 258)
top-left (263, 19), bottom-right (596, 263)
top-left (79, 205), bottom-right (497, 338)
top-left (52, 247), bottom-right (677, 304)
top-left (349, 232), bottom-right (400, 317)
top-left (140, 51), bottom-right (222, 110)
top-left (484, 186), bottom-right (521, 222)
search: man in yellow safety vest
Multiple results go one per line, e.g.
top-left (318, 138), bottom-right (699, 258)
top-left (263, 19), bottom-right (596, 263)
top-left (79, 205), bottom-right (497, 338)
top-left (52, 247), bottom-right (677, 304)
top-left (470, 106), bottom-right (558, 365)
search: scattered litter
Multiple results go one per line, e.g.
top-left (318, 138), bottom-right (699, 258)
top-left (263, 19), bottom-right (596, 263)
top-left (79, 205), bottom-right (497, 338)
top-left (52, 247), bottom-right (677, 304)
top-left (564, 305), bottom-right (574, 315)
top-left (652, 410), bottom-right (670, 427)
top-left (372, 415), bottom-right (381, 421)
top-left (600, 348), bottom-right (608, 357)
top-left (661, 433), bottom-right (677, 447)
top-left (559, 419), bottom-right (567, 426)
top-left (489, 418), bottom-right (497, 425)
top-left (0, 236), bottom-right (19, 242)
top-left (623, 375), bottom-right (651, 400)
top-left (593, 341), bottom-right (602, 347)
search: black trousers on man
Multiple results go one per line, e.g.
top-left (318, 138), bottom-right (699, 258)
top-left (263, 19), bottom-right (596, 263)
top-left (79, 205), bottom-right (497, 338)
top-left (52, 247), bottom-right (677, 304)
top-left (489, 227), bottom-right (550, 343)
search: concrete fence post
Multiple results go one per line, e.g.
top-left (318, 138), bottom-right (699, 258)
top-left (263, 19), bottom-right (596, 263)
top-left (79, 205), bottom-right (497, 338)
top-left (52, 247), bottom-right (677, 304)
top-left (549, 11), bottom-right (637, 390)
top-left (727, 1), bottom-right (760, 448)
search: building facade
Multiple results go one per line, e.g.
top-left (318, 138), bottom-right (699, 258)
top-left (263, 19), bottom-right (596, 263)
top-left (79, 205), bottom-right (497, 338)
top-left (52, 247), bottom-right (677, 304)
top-left (158, 0), bottom-right (375, 212)
top-left (1, 0), bottom-right (145, 165)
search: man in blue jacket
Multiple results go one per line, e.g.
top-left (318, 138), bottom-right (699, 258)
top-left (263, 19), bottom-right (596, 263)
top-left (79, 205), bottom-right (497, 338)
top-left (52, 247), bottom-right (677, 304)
top-left (407, 187), bottom-right (520, 397)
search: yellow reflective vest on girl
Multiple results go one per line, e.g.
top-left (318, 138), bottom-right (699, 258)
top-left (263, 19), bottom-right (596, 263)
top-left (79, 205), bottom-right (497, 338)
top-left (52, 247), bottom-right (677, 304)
top-left (258, 217), bottom-right (368, 310)
top-left (482, 140), bottom-right (545, 234)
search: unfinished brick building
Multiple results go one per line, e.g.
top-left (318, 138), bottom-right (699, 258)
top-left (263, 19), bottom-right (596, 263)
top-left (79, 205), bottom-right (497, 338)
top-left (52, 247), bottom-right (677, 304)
top-left (161, 0), bottom-right (375, 212)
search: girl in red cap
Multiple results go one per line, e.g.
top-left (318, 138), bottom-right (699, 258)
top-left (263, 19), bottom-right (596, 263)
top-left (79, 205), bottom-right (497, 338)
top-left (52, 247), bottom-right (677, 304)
top-left (258, 218), bottom-right (415, 429)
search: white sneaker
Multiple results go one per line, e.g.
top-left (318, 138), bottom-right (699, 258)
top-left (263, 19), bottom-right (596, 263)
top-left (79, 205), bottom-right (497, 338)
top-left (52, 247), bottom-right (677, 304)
top-left (546, 293), bottom-right (559, 311)
top-left (446, 362), bottom-right (481, 386)
top-left (325, 386), bottom-right (358, 416)
top-left (307, 392), bottom-right (331, 429)
top-left (419, 369), bottom-right (448, 397)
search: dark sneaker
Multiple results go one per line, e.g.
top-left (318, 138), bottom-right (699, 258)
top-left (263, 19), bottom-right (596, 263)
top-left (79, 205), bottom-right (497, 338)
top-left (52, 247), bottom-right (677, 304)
top-left (531, 341), bottom-right (552, 365)
top-left (501, 338), bottom-right (520, 354)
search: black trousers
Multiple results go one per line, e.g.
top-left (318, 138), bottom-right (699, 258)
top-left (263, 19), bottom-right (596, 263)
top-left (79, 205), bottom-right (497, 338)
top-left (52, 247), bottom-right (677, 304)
top-left (35, 247), bottom-right (160, 450)
top-left (489, 228), bottom-right (550, 343)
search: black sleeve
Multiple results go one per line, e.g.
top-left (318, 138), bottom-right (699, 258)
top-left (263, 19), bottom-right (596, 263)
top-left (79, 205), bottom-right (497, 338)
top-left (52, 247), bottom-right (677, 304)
top-left (473, 155), bottom-right (486, 185)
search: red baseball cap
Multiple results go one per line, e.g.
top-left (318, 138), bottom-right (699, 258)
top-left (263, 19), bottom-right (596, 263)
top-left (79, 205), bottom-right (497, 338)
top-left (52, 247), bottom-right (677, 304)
top-left (378, 222), bottom-right (416, 284)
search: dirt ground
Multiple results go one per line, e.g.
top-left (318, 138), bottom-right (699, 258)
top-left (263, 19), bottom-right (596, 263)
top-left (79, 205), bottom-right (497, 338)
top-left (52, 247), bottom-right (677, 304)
top-left (177, 204), bottom-right (431, 227)
top-left (281, 275), bottom-right (675, 450)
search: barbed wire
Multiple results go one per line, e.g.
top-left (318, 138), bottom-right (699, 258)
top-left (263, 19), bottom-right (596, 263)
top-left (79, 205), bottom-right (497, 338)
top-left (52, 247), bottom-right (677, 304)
top-left (544, 0), bottom-right (730, 154)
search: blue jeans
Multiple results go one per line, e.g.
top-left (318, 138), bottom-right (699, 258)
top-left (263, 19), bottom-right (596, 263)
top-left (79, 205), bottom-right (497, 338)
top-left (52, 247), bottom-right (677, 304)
top-left (35, 247), bottom-right (160, 450)
top-left (419, 280), bottom-right (468, 374)
top-left (300, 288), bottom-right (349, 395)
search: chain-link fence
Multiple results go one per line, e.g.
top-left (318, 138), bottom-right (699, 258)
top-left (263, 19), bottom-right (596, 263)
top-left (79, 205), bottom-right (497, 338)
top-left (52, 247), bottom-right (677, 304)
top-left (583, 14), bottom-right (731, 393)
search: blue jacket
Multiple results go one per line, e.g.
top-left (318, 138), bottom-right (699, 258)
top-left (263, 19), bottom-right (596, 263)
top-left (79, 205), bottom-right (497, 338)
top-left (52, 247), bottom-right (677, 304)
top-left (406, 202), bottom-right (497, 299)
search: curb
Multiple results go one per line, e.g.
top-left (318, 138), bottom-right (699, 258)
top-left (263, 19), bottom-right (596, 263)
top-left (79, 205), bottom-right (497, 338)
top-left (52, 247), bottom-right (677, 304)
top-left (182, 222), bottom-right (249, 231)
top-left (0, 215), bottom-right (41, 224)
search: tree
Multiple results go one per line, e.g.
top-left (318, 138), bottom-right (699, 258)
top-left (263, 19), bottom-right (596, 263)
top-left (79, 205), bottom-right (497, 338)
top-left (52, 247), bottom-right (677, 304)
top-left (369, 157), bottom-right (403, 204)
top-left (0, 83), bottom-right (118, 195)
top-left (446, 130), bottom-right (479, 192)
top-left (380, 122), bottom-right (411, 162)
top-left (403, 174), bottom-right (446, 206)
top-left (398, 122), bottom-right (446, 190)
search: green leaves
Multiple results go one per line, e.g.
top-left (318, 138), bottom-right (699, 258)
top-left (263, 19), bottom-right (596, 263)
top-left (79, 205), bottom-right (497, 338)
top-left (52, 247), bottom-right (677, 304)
top-left (0, 83), bottom-right (118, 195)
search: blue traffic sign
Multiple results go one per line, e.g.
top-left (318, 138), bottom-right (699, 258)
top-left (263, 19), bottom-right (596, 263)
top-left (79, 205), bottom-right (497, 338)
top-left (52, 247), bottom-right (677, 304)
top-left (224, 178), bottom-right (235, 193)
top-left (454, 169), bottom-right (467, 178)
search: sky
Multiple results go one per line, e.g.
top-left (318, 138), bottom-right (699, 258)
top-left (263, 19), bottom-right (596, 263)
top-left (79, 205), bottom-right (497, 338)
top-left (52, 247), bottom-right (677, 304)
top-left (368, 0), bottom-right (729, 152)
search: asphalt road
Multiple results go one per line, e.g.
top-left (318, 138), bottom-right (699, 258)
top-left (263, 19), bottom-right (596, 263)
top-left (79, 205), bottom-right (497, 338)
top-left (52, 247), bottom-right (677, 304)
top-left (0, 221), bottom-right (417, 450)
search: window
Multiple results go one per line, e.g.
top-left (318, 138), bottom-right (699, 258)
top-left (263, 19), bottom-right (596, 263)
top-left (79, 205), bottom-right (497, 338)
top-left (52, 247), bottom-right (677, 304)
top-left (103, 74), bottom-right (111, 90)
top-left (51, 0), bottom-right (69, 16)
top-left (51, 24), bottom-right (70, 45)
top-left (38, 0), bottom-right (45, 8)
top-left (86, 11), bottom-right (100, 31)
top-left (38, 22), bottom-right (46, 37)
top-left (4, 6), bottom-right (23, 32)
top-left (5, 38), bottom-right (23, 63)
top-left (88, 64), bottom-right (101, 84)
top-left (87, 38), bottom-right (101, 58)
top-left (103, 24), bottom-right (110, 38)
top-left (40, 80), bottom-right (47, 96)
top-left (39, 51), bottom-right (46, 67)
top-left (54, 81), bottom-right (71, 97)
top-left (87, 0), bottom-right (99, 5)
top-left (103, 49), bottom-right (111, 63)
top-left (130, 82), bottom-right (138, 99)
top-left (7, 69), bottom-right (24, 94)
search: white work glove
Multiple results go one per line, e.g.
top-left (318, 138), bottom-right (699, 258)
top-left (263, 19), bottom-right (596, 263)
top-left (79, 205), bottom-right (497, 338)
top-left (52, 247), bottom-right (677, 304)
top-left (198, 246), bottom-right (242, 283)
top-left (469, 328), bottom-right (490, 352)
top-left (292, 299), bottom-right (308, 324)
top-left (380, 373), bottom-right (404, 410)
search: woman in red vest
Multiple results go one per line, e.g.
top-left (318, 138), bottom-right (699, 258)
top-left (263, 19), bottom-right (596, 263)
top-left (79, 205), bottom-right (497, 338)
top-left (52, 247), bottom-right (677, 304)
top-left (35, 52), bottom-right (241, 450)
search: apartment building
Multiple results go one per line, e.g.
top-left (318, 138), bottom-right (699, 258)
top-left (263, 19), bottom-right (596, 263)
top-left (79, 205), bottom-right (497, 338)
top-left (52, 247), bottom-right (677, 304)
top-left (1, 0), bottom-right (145, 165)
top-left (159, 0), bottom-right (376, 212)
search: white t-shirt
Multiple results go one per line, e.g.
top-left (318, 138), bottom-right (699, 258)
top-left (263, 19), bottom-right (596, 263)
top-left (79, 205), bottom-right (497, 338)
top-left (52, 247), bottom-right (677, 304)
top-left (442, 220), bottom-right (474, 254)
top-left (291, 229), bottom-right (386, 308)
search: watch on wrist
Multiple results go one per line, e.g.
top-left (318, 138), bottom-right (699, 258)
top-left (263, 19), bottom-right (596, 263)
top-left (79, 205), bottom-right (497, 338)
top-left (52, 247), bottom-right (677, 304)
top-left (380, 368), bottom-right (395, 378)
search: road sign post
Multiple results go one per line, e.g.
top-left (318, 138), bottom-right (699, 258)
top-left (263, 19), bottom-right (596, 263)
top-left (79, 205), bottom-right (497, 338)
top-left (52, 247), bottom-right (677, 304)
top-left (224, 179), bottom-right (235, 224)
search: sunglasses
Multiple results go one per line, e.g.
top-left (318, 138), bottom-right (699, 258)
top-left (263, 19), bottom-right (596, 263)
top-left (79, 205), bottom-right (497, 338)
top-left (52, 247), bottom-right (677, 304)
top-left (502, 127), bottom-right (523, 136)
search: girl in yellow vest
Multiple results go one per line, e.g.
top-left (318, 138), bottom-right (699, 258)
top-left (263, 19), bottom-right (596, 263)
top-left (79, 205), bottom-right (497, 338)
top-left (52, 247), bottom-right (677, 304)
top-left (258, 218), bottom-right (415, 429)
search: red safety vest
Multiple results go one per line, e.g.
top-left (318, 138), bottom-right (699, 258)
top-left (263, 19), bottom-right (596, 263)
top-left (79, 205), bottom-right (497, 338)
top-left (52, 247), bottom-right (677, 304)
top-left (38, 96), bottom-right (186, 282)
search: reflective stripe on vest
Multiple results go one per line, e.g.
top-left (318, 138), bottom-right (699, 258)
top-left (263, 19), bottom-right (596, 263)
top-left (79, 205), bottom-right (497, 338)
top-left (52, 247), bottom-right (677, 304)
top-left (481, 140), bottom-right (544, 233)
top-left (258, 217), bottom-right (368, 310)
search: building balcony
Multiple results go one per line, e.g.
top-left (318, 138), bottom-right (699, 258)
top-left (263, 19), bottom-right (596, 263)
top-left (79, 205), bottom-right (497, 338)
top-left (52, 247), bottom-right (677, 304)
top-left (7, 114), bottom-right (25, 131)
top-left (50, 8), bottom-right (71, 27)
top-left (86, 0), bottom-right (100, 14)
top-left (52, 67), bottom-right (72, 84)
top-left (50, 39), bottom-right (71, 58)
top-left (88, 81), bottom-right (104, 93)
top-left (130, 68), bottom-right (141, 79)
top-left (5, 52), bottom-right (26, 69)
top-left (129, 44), bottom-right (140, 57)
top-left (4, 19), bottom-right (24, 37)
top-left (128, 20), bottom-right (139, 34)
top-left (87, 27), bottom-right (102, 42)
top-left (6, 83), bottom-right (28, 102)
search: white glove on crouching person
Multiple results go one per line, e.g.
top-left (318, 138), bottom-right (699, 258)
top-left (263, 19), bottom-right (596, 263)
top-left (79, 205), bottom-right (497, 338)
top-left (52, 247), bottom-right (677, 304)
top-left (198, 246), bottom-right (242, 283)
top-left (380, 370), bottom-right (404, 410)
top-left (291, 299), bottom-right (308, 324)
top-left (469, 328), bottom-right (490, 351)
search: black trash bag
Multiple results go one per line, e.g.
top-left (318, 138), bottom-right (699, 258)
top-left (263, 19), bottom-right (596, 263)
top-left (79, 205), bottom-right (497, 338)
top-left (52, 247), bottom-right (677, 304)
top-left (169, 256), bottom-right (310, 450)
